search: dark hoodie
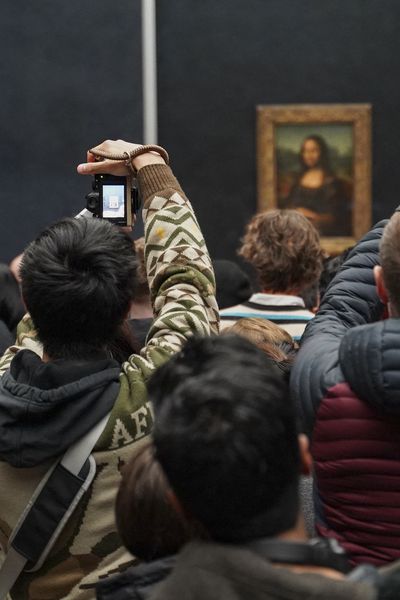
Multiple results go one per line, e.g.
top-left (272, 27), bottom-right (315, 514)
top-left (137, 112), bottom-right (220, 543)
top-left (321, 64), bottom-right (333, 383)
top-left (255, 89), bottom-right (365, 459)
top-left (95, 556), bottom-right (175, 600)
top-left (291, 217), bottom-right (400, 566)
top-left (0, 349), bottom-right (121, 468)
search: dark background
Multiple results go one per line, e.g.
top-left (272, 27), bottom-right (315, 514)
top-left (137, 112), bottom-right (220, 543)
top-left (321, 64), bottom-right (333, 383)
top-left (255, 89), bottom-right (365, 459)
top-left (0, 1), bottom-right (142, 262)
top-left (1, 0), bottom-right (400, 262)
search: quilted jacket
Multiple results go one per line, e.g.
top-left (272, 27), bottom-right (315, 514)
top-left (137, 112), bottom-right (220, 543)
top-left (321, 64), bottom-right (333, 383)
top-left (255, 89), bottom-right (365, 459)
top-left (291, 217), bottom-right (400, 566)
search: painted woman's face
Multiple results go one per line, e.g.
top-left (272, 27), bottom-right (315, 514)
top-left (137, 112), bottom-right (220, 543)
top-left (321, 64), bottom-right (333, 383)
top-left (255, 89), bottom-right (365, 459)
top-left (301, 139), bottom-right (321, 168)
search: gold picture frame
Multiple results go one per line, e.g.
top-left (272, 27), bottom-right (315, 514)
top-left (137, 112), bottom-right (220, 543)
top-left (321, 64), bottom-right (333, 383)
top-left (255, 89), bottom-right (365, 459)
top-left (257, 104), bottom-right (372, 254)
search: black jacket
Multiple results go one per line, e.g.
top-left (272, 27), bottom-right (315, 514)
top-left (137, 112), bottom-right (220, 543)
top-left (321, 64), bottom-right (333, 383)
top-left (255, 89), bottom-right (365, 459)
top-left (96, 556), bottom-right (175, 600)
top-left (291, 219), bottom-right (387, 436)
top-left (148, 540), bottom-right (375, 600)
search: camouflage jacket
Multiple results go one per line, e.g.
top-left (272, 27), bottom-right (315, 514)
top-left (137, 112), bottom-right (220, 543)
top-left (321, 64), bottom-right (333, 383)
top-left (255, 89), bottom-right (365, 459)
top-left (0, 164), bottom-right (219, 600)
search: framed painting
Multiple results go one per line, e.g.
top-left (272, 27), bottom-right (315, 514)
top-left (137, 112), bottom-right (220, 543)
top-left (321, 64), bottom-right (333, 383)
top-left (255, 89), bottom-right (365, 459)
top-left (257, 104), bottom-right (372, 254)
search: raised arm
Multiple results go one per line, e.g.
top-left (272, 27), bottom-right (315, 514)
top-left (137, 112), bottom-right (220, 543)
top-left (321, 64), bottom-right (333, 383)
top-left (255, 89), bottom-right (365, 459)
top-left (77, 140), bottom-right (219, 377)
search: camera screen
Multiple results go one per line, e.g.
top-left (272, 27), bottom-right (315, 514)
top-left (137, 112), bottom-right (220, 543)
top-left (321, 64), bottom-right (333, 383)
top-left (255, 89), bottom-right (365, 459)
top-left (102, 184), bottom-right (125, 219)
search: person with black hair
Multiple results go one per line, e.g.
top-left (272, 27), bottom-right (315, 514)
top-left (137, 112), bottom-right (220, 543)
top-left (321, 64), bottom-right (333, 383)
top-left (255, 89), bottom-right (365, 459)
top-left (0, 264), bottom-right (24, 335)
top-left (318, 246), bottom-right (354, 301)
top-left (96, 440), bottom-right (205, 600)
top-left (0, 264), bottom-right (25, 353)
top-left (0, 139), bottom-right (219, 599)
top-left (146, 335), bottom-right (396, 600)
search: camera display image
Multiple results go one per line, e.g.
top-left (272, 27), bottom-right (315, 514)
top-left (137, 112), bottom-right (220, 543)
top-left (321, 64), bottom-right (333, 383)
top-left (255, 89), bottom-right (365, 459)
top-left (102, 184), bottom-right (125, 219)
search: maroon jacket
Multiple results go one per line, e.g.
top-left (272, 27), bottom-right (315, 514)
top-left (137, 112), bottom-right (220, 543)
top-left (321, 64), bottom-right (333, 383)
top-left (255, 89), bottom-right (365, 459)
top-left (291, 218), bottom-right (400, 566)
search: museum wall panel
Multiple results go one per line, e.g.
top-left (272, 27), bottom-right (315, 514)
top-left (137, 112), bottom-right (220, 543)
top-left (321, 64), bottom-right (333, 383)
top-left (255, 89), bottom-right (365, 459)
top-left (157, 0), bottom-right (400, 260)
top-left (0, 1), bottom-right (142, 262)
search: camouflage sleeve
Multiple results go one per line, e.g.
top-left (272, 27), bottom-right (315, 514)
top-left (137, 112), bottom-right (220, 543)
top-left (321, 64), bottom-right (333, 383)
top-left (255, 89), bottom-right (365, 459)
top-left (0, 315), bottom-right (43, 376)
top-left (124, 164), bottom-right (219, 378)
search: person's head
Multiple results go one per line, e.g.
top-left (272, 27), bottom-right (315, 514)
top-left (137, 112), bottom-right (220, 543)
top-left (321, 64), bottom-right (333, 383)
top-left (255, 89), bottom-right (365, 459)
top-left (149, 335), bottom-right (311, 543)
top-left (213, 259), bottom-right (252, 309)
top-left (223, 317), bottom-right (297, 365)
top-left (0, 264), bottom-right (25, 333)
top-left (20, 217), bottom-right (137, 360)
top-left (319, 246), bottom-right (354, 302)
top-left (238, 209), bottom-right (322, 294)
top-left (375, 212), bottom-right (400, 317)
top-left (300, 135), bottom-right (332, 174)
top-left (116, 440), bottom-right (200, 561)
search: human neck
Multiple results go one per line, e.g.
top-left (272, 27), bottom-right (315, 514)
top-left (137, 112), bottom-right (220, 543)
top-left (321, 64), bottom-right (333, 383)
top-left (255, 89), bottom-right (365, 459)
top-left (276, 513), bottom-right (308, 543)
top-left (129, 298), bottom-right (153, 319)
top-left (261, 289), bottom-right (302, 297)
top-left (388, 302), bottom-right (400, 318)
top-left (274, 514), bottom-right (344, 580)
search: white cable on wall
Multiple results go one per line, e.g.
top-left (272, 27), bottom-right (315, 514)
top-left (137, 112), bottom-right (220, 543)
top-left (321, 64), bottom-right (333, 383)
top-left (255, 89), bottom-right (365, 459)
top-left (141, 0), bottom-right (158, 144)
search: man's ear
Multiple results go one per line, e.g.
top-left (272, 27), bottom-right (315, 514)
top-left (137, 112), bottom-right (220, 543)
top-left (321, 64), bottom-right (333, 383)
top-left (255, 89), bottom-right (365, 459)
top-left (374, 265), bottom-right (389, 305)
top-left (298, 434), bottom-right (312, 476)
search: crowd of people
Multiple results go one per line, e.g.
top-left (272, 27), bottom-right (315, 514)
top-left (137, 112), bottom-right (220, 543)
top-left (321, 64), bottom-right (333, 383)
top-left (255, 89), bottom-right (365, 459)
top-left (0, 139), bottom-right (400, 600)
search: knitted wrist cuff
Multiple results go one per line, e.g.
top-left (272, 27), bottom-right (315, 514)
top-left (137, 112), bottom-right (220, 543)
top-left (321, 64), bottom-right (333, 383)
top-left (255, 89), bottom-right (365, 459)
top-left (137, 164), bottom-right (183, 207)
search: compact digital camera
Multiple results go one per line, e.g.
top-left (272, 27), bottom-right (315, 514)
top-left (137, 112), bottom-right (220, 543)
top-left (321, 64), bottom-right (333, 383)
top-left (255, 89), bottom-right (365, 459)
top-left (85, 174), bottom-right (141, 227)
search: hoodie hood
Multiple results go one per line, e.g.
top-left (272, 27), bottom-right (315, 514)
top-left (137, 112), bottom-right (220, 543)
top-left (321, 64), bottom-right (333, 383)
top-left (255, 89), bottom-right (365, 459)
top-left (0, 349), bottom-right (121, 467)
top-left (339, 318), bottom-right (400, 415)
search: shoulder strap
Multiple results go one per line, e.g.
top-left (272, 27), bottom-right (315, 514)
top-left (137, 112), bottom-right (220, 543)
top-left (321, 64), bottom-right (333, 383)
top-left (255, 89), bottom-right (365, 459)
top-left (0, 411), bottom-right (110, 600)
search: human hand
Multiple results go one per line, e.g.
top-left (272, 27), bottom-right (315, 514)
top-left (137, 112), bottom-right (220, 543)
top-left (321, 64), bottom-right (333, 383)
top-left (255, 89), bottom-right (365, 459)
top-left (77, 139), bottom-right (165, 176)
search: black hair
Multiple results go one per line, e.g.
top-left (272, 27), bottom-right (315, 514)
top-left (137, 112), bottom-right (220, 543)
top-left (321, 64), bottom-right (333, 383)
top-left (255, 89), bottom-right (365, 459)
top-left (319, 246), bottom-right (354, 301)
top-left (0, 264), bottom-right (25, 334)
top-left (299, 281), bottom-right (319, 312)
top-left (20, 217), bottom-right (137, 360)
top-left (149, 335), bottom-right (300, 542)
top-left (299, 134), bottom-right (333, 176)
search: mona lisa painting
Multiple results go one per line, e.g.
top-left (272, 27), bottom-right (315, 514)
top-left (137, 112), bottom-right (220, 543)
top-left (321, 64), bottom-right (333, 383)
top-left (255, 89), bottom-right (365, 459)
top-left (257, 105), bottom-right (372, 254)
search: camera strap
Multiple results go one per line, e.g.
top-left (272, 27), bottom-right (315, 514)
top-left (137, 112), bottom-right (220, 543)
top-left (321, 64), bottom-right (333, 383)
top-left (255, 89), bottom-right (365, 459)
top-left (89, 144), bottom-right (170, 174)
top-left (245, 537), bottom-right (351, 574)
top-left (0, 411), bottom-right (111, 600)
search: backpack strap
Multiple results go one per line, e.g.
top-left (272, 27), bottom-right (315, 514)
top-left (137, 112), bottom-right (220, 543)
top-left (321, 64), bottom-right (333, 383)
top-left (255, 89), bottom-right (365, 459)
top-left (0, 411), bottom-right (110, 599)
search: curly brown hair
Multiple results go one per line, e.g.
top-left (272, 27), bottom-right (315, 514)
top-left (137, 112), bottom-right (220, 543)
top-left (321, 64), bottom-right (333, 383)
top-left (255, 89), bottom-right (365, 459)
top-left (238, 209), bottom-right (323, 293)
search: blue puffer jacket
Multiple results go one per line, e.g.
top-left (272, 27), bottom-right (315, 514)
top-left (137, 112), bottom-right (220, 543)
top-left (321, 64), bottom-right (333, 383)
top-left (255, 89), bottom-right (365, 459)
top-left (291, 217), bottom-right (400, 566)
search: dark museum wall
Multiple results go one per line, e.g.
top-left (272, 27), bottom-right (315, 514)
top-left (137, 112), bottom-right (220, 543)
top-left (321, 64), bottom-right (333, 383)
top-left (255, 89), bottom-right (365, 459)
top-left (1, 1), bottom-right (400, 262)
top-left (156, 0), bottom-right (400, 261)
top-left (0, 1), bottom-right (142, 262)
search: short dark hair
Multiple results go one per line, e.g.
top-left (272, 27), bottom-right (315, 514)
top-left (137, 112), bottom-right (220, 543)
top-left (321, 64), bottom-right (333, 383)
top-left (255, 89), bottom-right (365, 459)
top-left (318, 246), bottom-right (354, 301)
top-left (238, 209), bottom-right (322, 293)
top-left (380, 212), bottom-right (400, 314)
top-left (149, 335), bottom-right (300, 542)
top-left (116, 440), bottom-right (202, 561)
top-left (21, 218), bottom-right (137, 359)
